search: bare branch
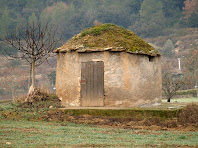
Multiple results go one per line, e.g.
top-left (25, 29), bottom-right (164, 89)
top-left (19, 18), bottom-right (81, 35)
top-left (162, 72), bottom-right (185, 102)
top-left (3, 21), bottom-right (61, 88)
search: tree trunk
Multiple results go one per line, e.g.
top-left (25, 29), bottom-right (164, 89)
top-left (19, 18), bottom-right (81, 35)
top-left (28, 64), bottom-right (32, 89)
top-left (167, 98), bottom-right (171, 102)
top-left (31, 60), bottom-right (36, 88)
top-left (196, 80), bottom-right (198, 98)
top-left (195, 72), bottom-right (198, 98)
top-left (12, 89), bottom-right (15, 102)
top-left (26, 61), bottom-right (36, 100)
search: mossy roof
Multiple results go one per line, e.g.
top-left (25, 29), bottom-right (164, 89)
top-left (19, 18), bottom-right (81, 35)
top-left (54, 24), bottom-right (160, 56)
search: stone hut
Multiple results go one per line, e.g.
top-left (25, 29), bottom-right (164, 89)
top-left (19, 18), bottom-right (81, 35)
top-left (54, 24), bottom-right (162, 107)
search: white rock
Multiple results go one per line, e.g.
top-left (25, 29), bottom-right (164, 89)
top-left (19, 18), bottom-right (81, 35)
top-left (6, 142), bottom-right (11, 145)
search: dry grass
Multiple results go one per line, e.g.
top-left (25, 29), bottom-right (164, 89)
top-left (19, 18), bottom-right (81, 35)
top-left (179, 103), bottom-right (198, 125)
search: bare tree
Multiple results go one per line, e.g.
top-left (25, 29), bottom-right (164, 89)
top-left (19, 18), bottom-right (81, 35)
top-left (162, 72), bottom-right (185, 102)
top-left (3, 21), bottom-right (61, 92)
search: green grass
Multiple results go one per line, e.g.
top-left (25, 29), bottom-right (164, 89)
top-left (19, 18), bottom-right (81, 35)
top-left (146, 97), bottom-right (198, 110)
top-left (0, 100), bottom-right (198, 147)
top-left (0, 119), bottom-right (198, 148)
top-left (162, 97), bottom-right (198, 103)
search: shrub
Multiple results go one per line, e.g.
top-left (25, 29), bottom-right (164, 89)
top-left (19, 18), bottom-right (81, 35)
top-left (17, 88), bottom-right (61, 111)
top-left (178, 103), bottom-right (198, 125)
top-left (176, 89), bottom-right (197, 96)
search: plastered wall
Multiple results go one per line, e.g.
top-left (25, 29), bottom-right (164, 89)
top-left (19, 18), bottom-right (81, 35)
top-left (56, 51), bottom-right (162, 107)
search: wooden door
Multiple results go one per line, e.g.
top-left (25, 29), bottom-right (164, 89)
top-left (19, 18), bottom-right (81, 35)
top-left (81, 61), bottom-right (104, 106)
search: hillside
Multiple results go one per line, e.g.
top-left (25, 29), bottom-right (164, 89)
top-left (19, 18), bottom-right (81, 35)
top-left (0, 56), bottom-right (56, 100)
top-left (145, 28), bottom-right (198, 56)
top-left (0, 0), bottom-right (197, 100)
top-left (1, 26), bottom-right (197, 100)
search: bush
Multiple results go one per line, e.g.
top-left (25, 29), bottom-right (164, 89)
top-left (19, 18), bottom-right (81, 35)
top-left (178, 103), bottom-right (198, 125)
top-left (17, 88), bottom-right (61, 111)
top-left (176, 89), bottom-right (197, 96)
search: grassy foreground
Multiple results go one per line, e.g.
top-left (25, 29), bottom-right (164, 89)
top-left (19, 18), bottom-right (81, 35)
top-left (0, 119), bottom-right (198, 148)
top-left (0, 97), bottom-right (198, 147)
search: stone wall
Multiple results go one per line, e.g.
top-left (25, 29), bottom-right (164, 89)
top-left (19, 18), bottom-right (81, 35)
top-left (56, 51), bottom-right (162, 107)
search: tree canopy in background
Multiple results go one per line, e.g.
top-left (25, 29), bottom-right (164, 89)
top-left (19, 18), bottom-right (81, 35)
top-left (129, 0), bottom-right (166, 37)
top-left (0, 0), bottom-right (197, 55)
top-left (183, 0), bottom-right (198, 27)
top-left (161, 39), bottom-right (175, 57)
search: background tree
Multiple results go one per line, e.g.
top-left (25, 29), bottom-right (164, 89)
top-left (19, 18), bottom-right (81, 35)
top-left (182, 0), bottom-right (198, 27)
top-left (0, 7), bottom-right (13, 39)
top-left (185, 43), bottom-right (198, 97)
top-left (183, 0), bottom-right (198, 21)
top-left (161, 0), bottom-right (184, 29)
top-left (40, 2), bottom-right (68, 39)
top-left (161, 59), bottom-right (185, 102)
top-left (161, 39), bottom-right (175, 57)
top-left (140, 0), bottom-right (164, 19)
top-left (0, 0), bottom-right (188, 45)
top-left (187, 12), bottom-right (198, 27)
top-left (0, 41), bottom-right (17, 55)
top-left (28, 12), bottom-right (38, 24)
top-left (48, 71), bottom-right (56, 86)
top-left (129, 0), bottom-right (166, 37)
top-left (162, 72), bottom-right (185, 102)
top-left (3, 21), bottom-right (61, 91)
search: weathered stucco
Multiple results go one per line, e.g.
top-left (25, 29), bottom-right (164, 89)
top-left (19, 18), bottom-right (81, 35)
top-left (56, 51), bottom-right (162, 107)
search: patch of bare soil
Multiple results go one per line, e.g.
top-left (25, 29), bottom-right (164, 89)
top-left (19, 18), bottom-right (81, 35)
top-left (76, 144), bottom-right (112, 147)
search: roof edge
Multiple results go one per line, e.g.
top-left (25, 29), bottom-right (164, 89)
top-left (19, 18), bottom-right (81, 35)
top-left (54, 46), bottom-right (161, 56)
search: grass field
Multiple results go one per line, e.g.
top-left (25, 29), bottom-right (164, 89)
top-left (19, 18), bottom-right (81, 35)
top-left (0, 98), bottom-right (198, 147)
top-left (0, 119), bottom-right (198, 148)
top-left (162, 97), bottom-right (198, 103)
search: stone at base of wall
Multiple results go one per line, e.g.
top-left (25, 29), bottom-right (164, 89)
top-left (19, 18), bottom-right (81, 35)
top-left (62, 99), bottom-right (80, 107)
top-left (139, 102), bottom-right (161, 108)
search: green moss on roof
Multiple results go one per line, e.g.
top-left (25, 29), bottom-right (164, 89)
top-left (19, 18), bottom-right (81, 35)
top-left (55, 24), bottom-right (160, 56)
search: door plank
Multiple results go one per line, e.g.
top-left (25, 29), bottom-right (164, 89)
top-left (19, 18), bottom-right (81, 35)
top-left (81, 61), bottom-right (104, 106)
top-left (81, 62), bottom-right (87, 106)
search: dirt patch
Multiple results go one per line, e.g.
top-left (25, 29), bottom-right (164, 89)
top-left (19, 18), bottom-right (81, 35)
top-left (2, 109), bottom-right (198, 131)
top-left (44, 109), bottom-right (198, 132)
top-left (76, 144), bottom-right (112, 147)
